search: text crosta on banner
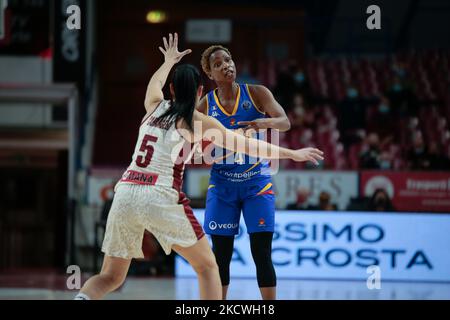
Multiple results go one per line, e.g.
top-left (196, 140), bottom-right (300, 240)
top-left (176, 210), bottom-right (450, 282)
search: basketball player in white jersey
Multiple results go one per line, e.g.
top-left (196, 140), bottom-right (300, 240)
top-left (74, 33), bottom-right (324, 300)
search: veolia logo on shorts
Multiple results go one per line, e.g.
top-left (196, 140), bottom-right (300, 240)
top-left (208, 221), bottom-right (238, 230)
top-left (209, 221), bottom-right (218, 230)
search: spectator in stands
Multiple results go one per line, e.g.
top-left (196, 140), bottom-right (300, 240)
top-left (236, 60), bottom-right (259, 85)
top-left (367, 189), bottom-right (396, 212)
top-left (387, 75), bottom-right (418, 118)
top-left (292, 66), bottom-right (305, 88)
top-left (273, 65), bottom-right (296, 111)
top-left (379, 151), bottom-right (393, 170)
top-left (392, 61), bottom-right (407, 79)
top-left (377, 94), bottom-right (392, 115)
top-left (288, 93), bottom-right (315, 130)
top-left (368, 94), bottom-right (396, 141)
top-left (427, 141), bottom-right (450, 171)
top-left (387, 75), bottom-right (405, 101)
top-left (286, 187), bottom-right (310, 210)
top-left (338, 83), bottom-right (366, 150)
top-left (288, 93), bottom-right (305, 127)
top-left (291, 65), bottom-right (311, 101)
top-left (308, 191), bottom-right (338, 211)
top-left (407, 132), bottom-right (430, 170)
top-left (359, 133), bottom-right (381, 169)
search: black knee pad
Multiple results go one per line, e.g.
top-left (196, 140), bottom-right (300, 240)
top-left (250, 232), bottom-right (277, 288)
top-left (211, 235), bottom-right (235, 286)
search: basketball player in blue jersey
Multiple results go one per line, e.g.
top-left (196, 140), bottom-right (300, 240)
top-left (197, 45), bottom-right (292, 300)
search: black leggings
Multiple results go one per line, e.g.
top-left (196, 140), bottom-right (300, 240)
top-left (211, 232), bottom-right (276, 288)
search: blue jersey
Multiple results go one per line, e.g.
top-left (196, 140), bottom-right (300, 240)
top-left (206, 83), bottom-right (272, 184)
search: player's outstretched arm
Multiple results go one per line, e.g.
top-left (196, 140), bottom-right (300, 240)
top-left (196, 111), bottom-right (324, 164)
top-left (144, 32), bottom-right (192, 114)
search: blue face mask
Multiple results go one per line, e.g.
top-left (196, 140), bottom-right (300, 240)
top-left (347, 88), bottom-right (358, 98)
top-left (380, 160), bottom-right (391, 169)
top-left (392, 83), bottom-right (402, 92)
top-left (396, 69), bottom-right (406, 77)
top-left (294, 72), bottom-right (305, 84)
top-left (379, 104), bottom-right (390, 113)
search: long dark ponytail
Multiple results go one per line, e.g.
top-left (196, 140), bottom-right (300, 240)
top-left (155, 64), bottom-right (201, 131)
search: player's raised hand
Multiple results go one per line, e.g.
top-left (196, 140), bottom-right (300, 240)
top-left (159, 33), bottom-right (192, 64)
top-left (290, 147), bottom-right (324, 165)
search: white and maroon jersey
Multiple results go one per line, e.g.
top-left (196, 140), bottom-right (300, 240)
top-left (116, 100), bottom-right (194, 193)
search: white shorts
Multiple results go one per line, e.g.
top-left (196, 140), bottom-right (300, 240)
top-left (101, 183), bottom-right (204, 259)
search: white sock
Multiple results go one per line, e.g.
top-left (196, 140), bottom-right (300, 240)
top-left (74, 293), bottom-right (91, 300)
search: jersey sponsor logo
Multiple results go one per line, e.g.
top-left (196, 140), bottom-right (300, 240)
top-left (242, 100), bottom-right (252, 110)
top-left (208, 220), bottom-right (239, 230)
top-left (209, 221), bottom-right (217, 230)
top-left (218, 170), bottom-right (261, 181)
top-left (230, 118), bottom-right (237, 126)
top-left (211, 111), bottom-right (220, 117)
top-left (121, 170), bottom-right (158, 185)
top-left (259, 218), bottom-right (266, 227)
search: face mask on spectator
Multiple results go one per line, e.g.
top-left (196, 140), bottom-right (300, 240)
top-left (294, 72), bottom-right (305, 84)
top-left (392, 83), bottom-right (402, 92)
top-left (380, 160), bottom-right (391, 169)
top-left (379, 104), bottom-right (390, 113)
top-left (347, 88), bottom-right (358, 98)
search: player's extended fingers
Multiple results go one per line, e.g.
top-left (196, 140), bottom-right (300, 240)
top-left (163, 37), bottom-right (169, 49)
top-left (308, 148), bottom-right (324, 157)
top-left (158, 47), bottom-right (166, 55)
top-left (174, 32), bottom-right (178, 49)
top-left (314, 148), bottom-right (324, 155)
top-left (307, 155), bottom-right (319, 165)
top-left (311, 151), bottom-right (324, 161)
top-left (307, 149), bottom-right (323, 159)
top-left (180, 49), bottom-right (192, 57)
top-left (169, 33), bottom-right (173, 48)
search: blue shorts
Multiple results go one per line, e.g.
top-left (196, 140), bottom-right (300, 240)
top-left (204, 179), bottom-right (275, 235)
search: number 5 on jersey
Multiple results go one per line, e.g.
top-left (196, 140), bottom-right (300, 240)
top-left (136, 134), bottom-right (158, 168)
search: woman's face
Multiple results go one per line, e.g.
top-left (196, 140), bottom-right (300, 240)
top-left (208, 50), bottom-right (236, 83)
top-left (374, 191), bottom-right (389, 206)
top-left (376, 192), bottom-right (387, 200)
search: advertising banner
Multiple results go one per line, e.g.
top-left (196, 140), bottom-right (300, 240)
top-left (361, 171), bottom-right (450, 212)
top-left (176, 210), bottom-right (450, 282)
